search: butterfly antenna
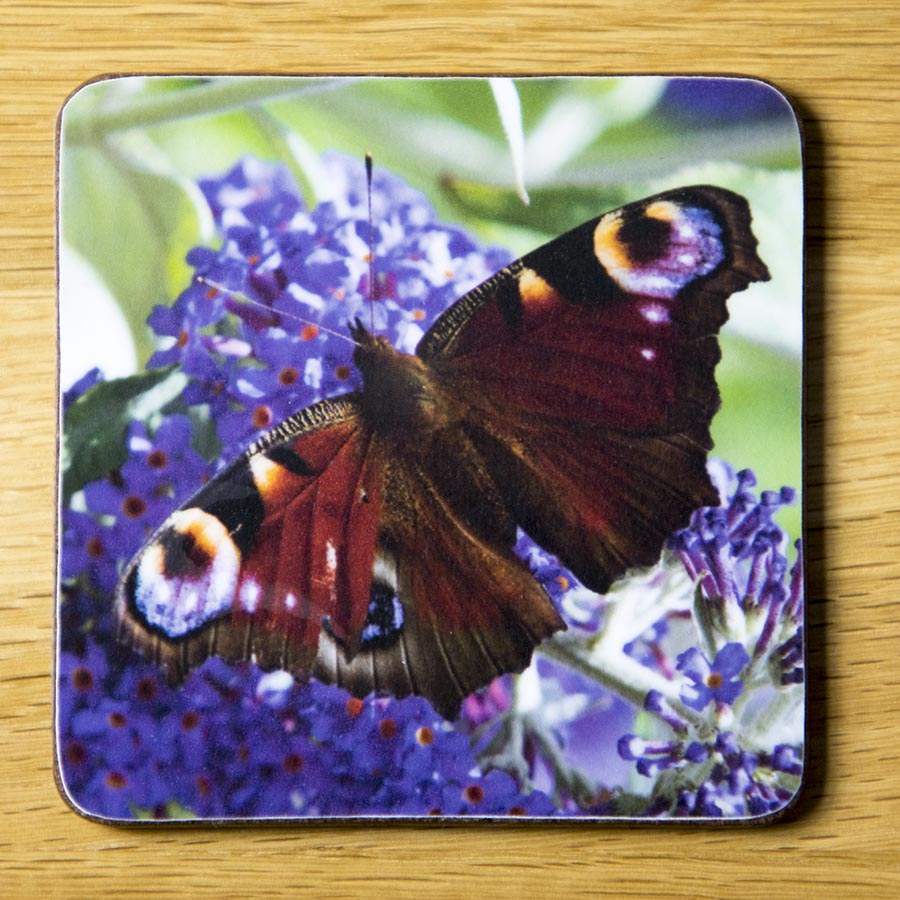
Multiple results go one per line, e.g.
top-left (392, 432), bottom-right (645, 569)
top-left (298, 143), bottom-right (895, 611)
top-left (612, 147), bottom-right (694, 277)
top-left (365, 151), bottom-right (375, 334)
top-left (196, 277), bottom-right (357, 346)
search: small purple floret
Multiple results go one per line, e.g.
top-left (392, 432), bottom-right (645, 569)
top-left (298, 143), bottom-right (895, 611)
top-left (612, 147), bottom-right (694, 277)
top-left (677, 643), bottom-right (750, 711)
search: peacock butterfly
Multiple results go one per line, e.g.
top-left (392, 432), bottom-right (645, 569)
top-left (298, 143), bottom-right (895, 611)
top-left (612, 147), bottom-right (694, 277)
top-left (114, 185), bottom-right (769, 718)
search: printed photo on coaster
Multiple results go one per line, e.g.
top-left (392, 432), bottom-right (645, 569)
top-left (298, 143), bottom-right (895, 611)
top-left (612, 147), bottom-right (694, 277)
top-left (56, 75), bottom-right (804, 822)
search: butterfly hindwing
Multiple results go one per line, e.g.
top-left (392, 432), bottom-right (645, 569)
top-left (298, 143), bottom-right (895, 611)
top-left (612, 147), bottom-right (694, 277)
top-left (465, 423), bottom-right (717, 595)
top-left (314, 436), bottom-right (564, 717)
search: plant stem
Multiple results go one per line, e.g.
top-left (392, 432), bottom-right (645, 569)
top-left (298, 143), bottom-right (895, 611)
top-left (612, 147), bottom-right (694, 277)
top-left (539, 636), bottom-right (706, 730)
top-left (65, 77), bottom-right (342, 143)
top-left (246, 107), bottom-right (320, 209)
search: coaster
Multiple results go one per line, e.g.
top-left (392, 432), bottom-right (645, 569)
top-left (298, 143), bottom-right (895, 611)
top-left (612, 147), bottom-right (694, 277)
top-left (56, 75), bottom-right (804, 822)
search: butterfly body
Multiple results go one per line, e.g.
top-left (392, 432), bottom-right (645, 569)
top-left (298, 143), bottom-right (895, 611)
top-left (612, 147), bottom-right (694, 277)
top-left (116, 185), bottom-right (769, 717)
top-left (350, 324), bottom-right (456, 441)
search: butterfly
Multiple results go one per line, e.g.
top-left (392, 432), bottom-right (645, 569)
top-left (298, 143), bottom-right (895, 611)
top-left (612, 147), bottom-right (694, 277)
top-left (115, 185), bottom-right (769, 718)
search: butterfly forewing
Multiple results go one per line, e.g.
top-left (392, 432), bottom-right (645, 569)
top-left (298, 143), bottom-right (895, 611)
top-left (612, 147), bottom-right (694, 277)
top-left (115, 396), bottom-right (381, 681)
top-left (420, 187), bottom-right (767, 433)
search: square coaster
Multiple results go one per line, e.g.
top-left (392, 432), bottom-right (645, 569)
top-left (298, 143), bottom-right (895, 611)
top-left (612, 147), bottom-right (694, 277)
top-left (56, 75), bottom-right (804, 822)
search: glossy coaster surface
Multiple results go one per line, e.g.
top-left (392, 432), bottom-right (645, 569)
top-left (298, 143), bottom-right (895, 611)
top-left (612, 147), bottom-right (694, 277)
top-left (56, 75), bottom-right (804, 822)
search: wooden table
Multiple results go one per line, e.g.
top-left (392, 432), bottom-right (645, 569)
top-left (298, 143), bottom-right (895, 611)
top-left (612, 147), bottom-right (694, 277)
top-left (1, 2), bottom-right (898, 896)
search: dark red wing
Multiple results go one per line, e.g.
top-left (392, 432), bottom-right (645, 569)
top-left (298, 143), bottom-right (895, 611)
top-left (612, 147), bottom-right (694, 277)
top-left (418, 186), bottom-right (770, 593)
top-left (313, 428), bottom-right (564, 717)
top-left (467, 423), bottom-right (718, 594)
top-left (115, 396), bottom-right (383, 681)
top-left (419, 186), bottom-right (768, 441)
top-left (115, 391), bottom-right (563, 718)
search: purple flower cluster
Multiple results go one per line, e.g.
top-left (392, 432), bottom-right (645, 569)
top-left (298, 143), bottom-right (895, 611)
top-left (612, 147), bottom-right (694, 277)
top-left (58, 153), bottom-right (557, 821)
top-left (659, 78), bottom-right (795, 125)
top-left (58, 650), bottom-right (555, 819)
top-left (677, 643), bottom-right (750, 711)
top-left (145, 153), bottom-right (511, 458)
top-left (670, 466), bottom-right (804, 682)
top-left (614, 465), bottom-right (804, 818)
top-left (619, 726), bottom-right (801, 817)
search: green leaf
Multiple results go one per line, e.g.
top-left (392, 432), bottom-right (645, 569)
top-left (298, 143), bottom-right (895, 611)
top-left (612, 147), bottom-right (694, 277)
top-left (439, 175), bottom-right (630, 242)
top-left (607, 791), bottom-right (659, 817)
top-left (713, 335), bottom-right (803, 540)
top-left (61, 367), bottom-right (187, 502)
top-left (162, 799), bottom-right (197, 819)
top-left (489, 79), bottom-right (529, 204)
top-left (63, 77), bottom-right (339, 144)
top-left (59, 134), bottom-right (208, 365)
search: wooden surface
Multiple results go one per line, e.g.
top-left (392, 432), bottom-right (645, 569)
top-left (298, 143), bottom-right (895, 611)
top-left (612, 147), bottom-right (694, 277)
top-left (1, 1), bottom-right (898, 897)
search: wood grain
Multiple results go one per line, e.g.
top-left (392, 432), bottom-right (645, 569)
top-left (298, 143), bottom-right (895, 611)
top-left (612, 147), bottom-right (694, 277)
top-left (2, 1), bottom-right (899, 897)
